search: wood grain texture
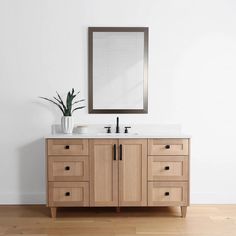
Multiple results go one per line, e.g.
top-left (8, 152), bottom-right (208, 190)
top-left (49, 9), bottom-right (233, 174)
top-left (148, 182), bottom-right (188, 206)
top-left (50, 207), bottom-right (57, 218)
top-left (46, 138), bottom-right (190, 218)
top-left (148, 156), bottom-right (188, 181)
top-left (181, 206), bottom-right (187, 217)
top-left (0, 205), bottom-right (236, 235)
top-left (89, 139), bottom-right (118, 206)
top-left (48, 155), bottom-right (89, 181)
top-left (119, 139), bottom-right (147, 206)
top-left (48, 182), bottom-right (89, 207)
top-left (148, 139), bottom-right (189, 156)
top-left (47, 139), bottom-right (88, 156)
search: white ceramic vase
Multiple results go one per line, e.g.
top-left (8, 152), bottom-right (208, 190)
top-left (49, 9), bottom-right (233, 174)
top-left (61, 116), bottom-right (74, 134)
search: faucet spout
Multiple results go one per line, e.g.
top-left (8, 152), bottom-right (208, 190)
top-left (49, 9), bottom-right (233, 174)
top-left (116, 117), bottom-right (120, 133)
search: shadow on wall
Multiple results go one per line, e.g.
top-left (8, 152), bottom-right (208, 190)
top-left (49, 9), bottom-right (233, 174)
top-left (18, 138), bottom-right (46, 204)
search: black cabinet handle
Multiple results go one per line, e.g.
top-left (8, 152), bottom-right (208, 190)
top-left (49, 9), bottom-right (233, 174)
top-left (165, 145), bottom-right (170, 149)
top-left (65, 145), bottom-right (70, 149)
top-left (165, 192), bottom-right (170, 196)
top-left (65, 192), bottom-right (71, 196)
top-left (114, 144), bottom-right (116, 160)
top-left (65, 166), bottom-right (70, 171)
top-left (164, 166), bottom-right (170, 170)
top-left (120, 144), bottom-right (122, 161)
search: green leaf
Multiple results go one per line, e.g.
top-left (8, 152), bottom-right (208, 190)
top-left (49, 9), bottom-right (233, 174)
top-left (56, 91), bottom-right (66, 111)
top-left (72, 106), bottom-right (86, 113)
top-left (39, 96), bottom-right (65, 115)
top-left (72, 99), bottom-right (85, 105)
top-left (66, 92), bottom-right (73, 114)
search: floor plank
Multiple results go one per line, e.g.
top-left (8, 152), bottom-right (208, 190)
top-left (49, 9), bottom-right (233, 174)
top-left (0, 205), bottom-right (236, 235)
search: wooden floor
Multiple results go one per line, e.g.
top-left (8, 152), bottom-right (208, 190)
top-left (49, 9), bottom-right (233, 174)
top-left (0, 205), bottom-right (236, 235)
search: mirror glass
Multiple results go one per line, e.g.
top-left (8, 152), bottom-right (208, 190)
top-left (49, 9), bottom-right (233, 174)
top-left (89, 27), bottom-right (148, 113)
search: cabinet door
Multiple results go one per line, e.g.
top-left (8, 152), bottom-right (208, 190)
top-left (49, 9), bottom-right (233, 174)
top-left (90, 139), bottom-right (118, 206)
top-left (119, 139), bottom-right (147, 206)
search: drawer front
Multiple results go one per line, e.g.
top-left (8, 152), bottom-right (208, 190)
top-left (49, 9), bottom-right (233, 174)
top-left (48, 156), bottom-right (89, 181)
top-left (148, 156), bottom-right (188, 181)
top-left (47, 139), bottom-right (88, 156)
top-left (48, 182), bottom-right (89, 207)
top-left (148, 182), bottom-right (188, 206)
top-left (148, 139), bottom-right (189, 156)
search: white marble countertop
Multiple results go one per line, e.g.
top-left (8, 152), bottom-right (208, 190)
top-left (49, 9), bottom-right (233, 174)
top-left (45, 133), bottom-right (191, 139)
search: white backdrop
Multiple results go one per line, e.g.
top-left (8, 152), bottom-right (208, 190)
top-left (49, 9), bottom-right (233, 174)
top-left (0, 0), bottom-right (236, 204)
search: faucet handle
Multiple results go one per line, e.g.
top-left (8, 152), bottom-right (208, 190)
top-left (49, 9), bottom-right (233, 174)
top-left (104, 126), bottom-right (111, 133)
top-left (124, 126), bottom-right (131, 133)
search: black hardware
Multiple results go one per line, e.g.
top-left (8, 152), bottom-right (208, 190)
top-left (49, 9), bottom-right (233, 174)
top-left (120, 144), bottom-right (122, 160)
top-left (116, 117), bottom-right (120, 133)
top-left (104, 126), bottom-right (111, 133)
top-left (65, 166), bottom-right (70, 171)
top-left (164, 166), bottom-right (170, 170)
top-left (124, 126), bottom-right (131, 133)
top-left (165, 192), bottom-right (170, 196)
top-left (65, 145), bottom-right (70, 149)
top-left (65, 192), bottom-right (71, 196)
top-left (165, 145), bottom-right (170, 149)
top-left (114, 144), bottom-right (116, 160)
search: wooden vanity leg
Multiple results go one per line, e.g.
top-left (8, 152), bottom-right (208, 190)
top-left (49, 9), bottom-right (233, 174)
top-left (51, 207), bottom-right (57, 218)
top-left (116, 207), bottom-right (120, 213)
top-left (181, 206), bottom-right (187, 217)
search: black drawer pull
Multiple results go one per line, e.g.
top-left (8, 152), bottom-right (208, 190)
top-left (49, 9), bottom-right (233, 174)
top-left (164, 166), bottom-right (170, 170)
top-left (165, 192), bottom-right (170, 196)
top-left (65, 192), bottom-right (71, 196)
top-left (65, 145), bottom-right (70, 149)
top-left (65, 166), bottom-right (70, 171)
top-left (165, 145), bottom-right (170, 149)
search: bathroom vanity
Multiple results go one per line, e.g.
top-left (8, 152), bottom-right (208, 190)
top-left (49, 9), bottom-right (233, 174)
top-left (45, 134), bottom-right (190, 218)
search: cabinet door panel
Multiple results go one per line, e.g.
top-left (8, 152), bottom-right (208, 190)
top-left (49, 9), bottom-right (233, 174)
top-left (90, 139), bottom-right (118, 206)
top-left (119, 139), bottom-right (147, 206)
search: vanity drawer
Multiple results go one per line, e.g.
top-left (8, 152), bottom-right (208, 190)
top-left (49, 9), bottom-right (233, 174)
top-left (148, 182), bottom-right (188, 206)
top-left (48, 156), bottom-right (89, 181)
top-left (148, 156), bottom-right (188, 181)
top-left (148, 139), bottom-right (189, 156)
top-left (48, 182), bottom-right (89, 207)
top-left (47, 139), bottom-right (88, 156)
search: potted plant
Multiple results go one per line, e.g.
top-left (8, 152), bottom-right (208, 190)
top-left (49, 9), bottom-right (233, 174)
top-left (40, 88), bottom-right (85, 134)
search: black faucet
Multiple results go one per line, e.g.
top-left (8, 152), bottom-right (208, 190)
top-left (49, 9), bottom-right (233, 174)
top-left (116, 117), bottom-right (120, 133)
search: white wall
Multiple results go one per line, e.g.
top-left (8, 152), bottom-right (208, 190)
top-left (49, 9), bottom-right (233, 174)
top-left (0, 0), bottom-right (236, 204)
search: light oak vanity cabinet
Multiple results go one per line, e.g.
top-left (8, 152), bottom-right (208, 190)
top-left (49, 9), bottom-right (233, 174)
top-left (46, 137), bottom-right (190, 218)
top-left (147, 139), bottom-right (189, 217)
top-left (90, 139), bottom-right (147, 207)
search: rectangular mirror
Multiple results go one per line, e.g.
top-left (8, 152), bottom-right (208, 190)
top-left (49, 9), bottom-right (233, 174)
top-left (88, 27), bottom-right (148, 113)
